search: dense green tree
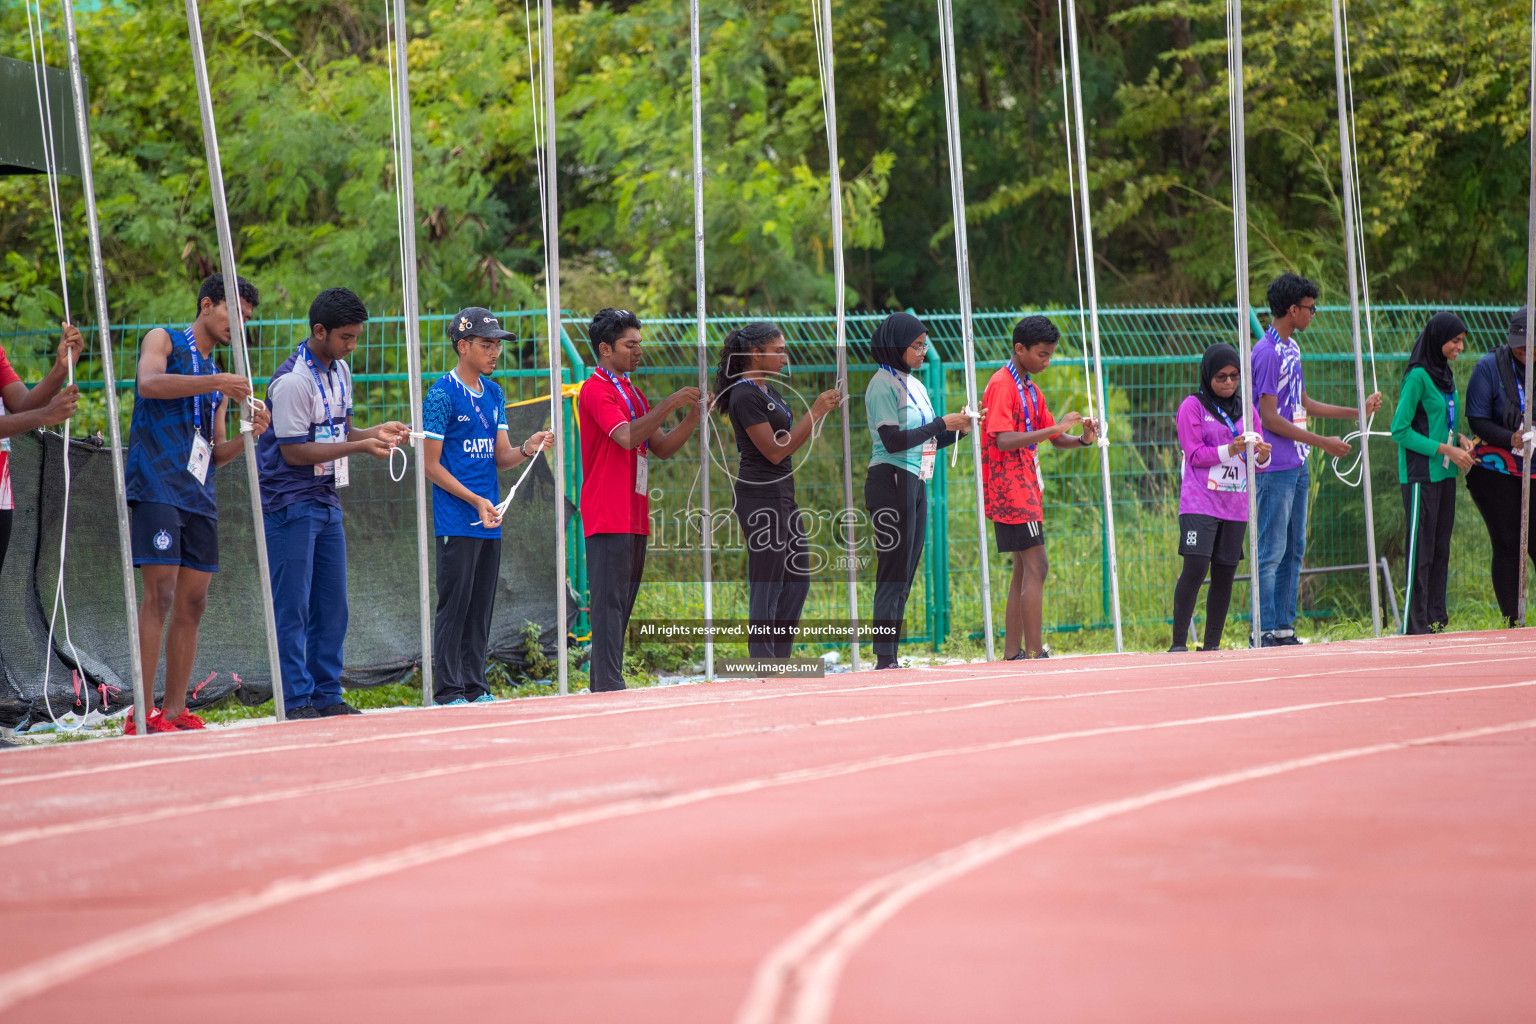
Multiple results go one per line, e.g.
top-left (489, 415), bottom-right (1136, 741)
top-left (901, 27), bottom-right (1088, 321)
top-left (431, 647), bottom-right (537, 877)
top-left (1, 0), bottom-right (1531, 333)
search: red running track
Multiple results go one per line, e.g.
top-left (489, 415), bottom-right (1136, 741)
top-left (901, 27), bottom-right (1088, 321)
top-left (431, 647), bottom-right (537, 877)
top-left (0, 631), bottom-right (1532, 1022)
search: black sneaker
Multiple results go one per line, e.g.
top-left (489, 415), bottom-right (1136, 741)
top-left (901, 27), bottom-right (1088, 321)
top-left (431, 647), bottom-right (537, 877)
top-left (1275, 633), bottom-right (1303, 646)
top-left (1028, 649), bottom-right (1050, 660)
top-left (317, 701), bottom-right (363, 717)
top-left (286, 704), bottom-right (321, 720)
top-left (874, 654), bottom-right (900, 670)
top-left (1167, 644), bottom-right (1188, 653)
top-left (1006, 650), bottom-right (1030, 661)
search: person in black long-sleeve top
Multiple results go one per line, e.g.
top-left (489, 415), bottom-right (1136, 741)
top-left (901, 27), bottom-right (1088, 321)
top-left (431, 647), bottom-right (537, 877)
top-left (1464, 306), bottom-right (1536, 624)
top-left (862, 312), bottom-right (973, 669)
top-left (716, 322), bottom-right (842, 657)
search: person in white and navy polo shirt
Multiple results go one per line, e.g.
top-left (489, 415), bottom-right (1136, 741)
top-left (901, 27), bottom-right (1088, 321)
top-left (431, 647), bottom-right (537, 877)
top-left (256, 288), bottom-right (408, 718)
top-left (421, 307), bottom-right (552, 705)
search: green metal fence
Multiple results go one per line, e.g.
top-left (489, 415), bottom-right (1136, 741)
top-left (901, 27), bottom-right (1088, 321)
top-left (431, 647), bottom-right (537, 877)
top-left (0, 303), bottom-right (1515, 653)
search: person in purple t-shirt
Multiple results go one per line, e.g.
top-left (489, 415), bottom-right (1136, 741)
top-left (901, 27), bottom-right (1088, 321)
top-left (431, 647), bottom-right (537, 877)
top-left (1251, 273), bottom-right (1383, 646)
top-left (1170, 343), bottom-right (1271, 652)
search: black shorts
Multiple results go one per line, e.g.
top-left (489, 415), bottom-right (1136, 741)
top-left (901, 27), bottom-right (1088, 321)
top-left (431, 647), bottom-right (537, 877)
top-left (994, 519), bottom-right (1045, 553)
top-left (131, 501), bottom-right (219, 572)
top-left (1178, 513), bottom-right (1245, 566)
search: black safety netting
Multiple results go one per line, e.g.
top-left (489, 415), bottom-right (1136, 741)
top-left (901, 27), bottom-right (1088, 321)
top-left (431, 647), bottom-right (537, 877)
top-left (1, 403), bottom-right (574, 729)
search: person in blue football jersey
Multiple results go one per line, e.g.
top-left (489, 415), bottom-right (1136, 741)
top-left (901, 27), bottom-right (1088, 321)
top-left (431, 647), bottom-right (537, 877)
top-left (126, 274), bottom-right (271, 733)
top-left (422, 307), bottom-right (554, 705)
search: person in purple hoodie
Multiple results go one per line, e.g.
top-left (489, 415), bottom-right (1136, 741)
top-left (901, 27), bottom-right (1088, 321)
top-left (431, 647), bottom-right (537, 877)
top-left (1169, 343), bottom-right (1271, 652)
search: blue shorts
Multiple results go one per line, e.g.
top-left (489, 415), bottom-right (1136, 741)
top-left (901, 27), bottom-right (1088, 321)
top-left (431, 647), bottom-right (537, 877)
top-left (131, 501), bottom-right (219, 572)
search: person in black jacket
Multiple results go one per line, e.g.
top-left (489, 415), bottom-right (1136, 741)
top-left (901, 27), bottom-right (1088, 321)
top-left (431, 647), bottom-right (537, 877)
top-left (862, 312), bottom-right (973, 669)
top-left (1464, 306), bottom-right (1536, 624)
top-left (715, 322), bottom-right (842, 657)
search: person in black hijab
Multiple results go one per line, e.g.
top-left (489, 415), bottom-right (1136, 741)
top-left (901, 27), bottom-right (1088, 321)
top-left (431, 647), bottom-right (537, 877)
top-left (862, 312), bottom-right (972, 669)
top-left (1169, 343), bottom-right (1269, 651)
top-left (1390, 311), bottom-right (1473, 633)
top-left (1464, 306), bottom-right (1536, 624)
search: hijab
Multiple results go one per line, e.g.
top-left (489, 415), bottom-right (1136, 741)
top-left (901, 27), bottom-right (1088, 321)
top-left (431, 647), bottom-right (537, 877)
top-left (1404, 311), bottom-right (1465, 394)
top-left (870, 312), bottom-right (928, 373)
top-left (1494, 306), bottom-right (1528, 430)
top-left (1195, 342), bottom-right (1244, 422)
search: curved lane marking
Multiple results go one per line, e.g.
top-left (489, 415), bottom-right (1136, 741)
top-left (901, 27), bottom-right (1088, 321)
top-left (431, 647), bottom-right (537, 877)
top-left (735, 715), bottom-right (1536, 1024)
top-left (2, 638), bottom-right (1519, 789)
top-left (0, 679), bottom-right (1530, 1012)
top-left (2, 653), bottom-right (1524, 848)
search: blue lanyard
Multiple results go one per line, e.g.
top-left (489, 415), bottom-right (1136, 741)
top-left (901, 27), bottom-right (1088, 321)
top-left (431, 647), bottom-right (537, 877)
top-left (880, 365), bottom-right (934, 421)
top-left (449, 371), bottom-right (493, 434)
top-left (1210, 404), bottom-right (1240, 440)
top-left (299, 345), bottom-right (344, 432)
top-left (185, 329), bottom-right (219, 439)
top-left (1517, 379), bottom-right (1525, 417)
top-left (1004, 362), bottom-right (1040, 450)
top-left (1446, 391), bottom-right (1457, 437)
top-left (599, 367), bottom-right (648, 454)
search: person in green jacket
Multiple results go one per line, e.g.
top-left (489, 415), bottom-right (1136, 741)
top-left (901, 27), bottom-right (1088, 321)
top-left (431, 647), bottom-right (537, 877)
top-left (1391, 311), bottom-right (1476, 634)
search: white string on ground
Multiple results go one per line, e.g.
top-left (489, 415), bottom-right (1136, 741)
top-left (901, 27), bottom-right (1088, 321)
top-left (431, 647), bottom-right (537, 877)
top-left (26, 1), bottom-right (91, 732)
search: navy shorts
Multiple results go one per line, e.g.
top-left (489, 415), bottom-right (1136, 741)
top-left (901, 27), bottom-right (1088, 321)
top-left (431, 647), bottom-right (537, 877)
top-left (131, 501), bottom-right (219, 572)
top-left (994, 519), bottom-right (1045, 553)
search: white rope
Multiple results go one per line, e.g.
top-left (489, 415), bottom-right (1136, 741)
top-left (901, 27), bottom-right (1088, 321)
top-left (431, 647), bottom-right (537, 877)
top-left (381, 1), bottom-right (418, 487)
top-left (1327, 0), bottom-right (1383, 490)
top-left (1055, 0), bottom-right (1094, 424)
top-left (26, 1), bottom-right (92, 732)
top-left (482, 444), bottom-right (545, 522)
top-left (383, 0), bottom-right (410, 322)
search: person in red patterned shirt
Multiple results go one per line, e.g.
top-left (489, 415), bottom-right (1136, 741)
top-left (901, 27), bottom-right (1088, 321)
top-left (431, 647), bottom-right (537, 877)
top-left (981, 316), bottom-right (1098, 660)
top-left (0, 324), bottom-right (82, 575)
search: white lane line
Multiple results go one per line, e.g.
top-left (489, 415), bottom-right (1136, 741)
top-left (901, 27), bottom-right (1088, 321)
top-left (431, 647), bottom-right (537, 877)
top-left (1, 637), bottom-right (1509, 789)
top-left (0, 679), bottom-right (1528, 1012)
top-left (735, 714), bottom-right (1536, 1024)
top-left (1, 653), bottom-right (1522, 848)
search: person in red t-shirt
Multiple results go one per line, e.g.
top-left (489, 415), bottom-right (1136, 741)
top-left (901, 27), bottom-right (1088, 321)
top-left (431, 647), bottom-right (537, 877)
top-left (981, 316), bottom-right (1098, 661)
top-left (0, 324), bottom-right (83, 575)
top-left (578, 308), bottom-right (702, 691)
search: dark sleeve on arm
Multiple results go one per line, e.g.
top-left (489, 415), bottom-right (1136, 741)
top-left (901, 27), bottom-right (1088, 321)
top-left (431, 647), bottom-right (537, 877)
top-left (1466, 361), bottom-right (1515, 447)
top-left (877, 417), bottom-right (947, 453)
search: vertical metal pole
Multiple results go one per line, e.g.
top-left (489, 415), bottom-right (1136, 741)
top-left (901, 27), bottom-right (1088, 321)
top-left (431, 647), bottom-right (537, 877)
top-left (60, 0), bottom-right (146, 736)
top-left (390, 0), bottom-right (435, 704)
top-left (1063, 0), bottom-right (1123, 651)
top-left (1330, 0), bottom-right (1382, 636)
top-left (1519, 0), bottom-right (1536, 626)
top-left (816, 0), bottom-right (860, 669)
top-left (935, 0), bottom-right (994, 661)
top-left (690, 0), bottom-right (715, 680)
top-left (541, 0), bottom-right (569, 692)
top-left (1229, 0), bottom-right (1263, 645)
top-left (184, 0), bottom-right (286, 719)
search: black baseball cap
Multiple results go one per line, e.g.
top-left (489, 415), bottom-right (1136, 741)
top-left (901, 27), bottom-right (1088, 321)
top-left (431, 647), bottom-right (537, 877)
top-left (448, 307), bottom-right (517, 344)
top-left (1510, 307), bottom-right (1528, 349)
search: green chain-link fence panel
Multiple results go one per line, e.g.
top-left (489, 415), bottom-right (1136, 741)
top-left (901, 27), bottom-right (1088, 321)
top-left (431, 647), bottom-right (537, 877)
top-left (1, 303), bottom-right (1514, 653)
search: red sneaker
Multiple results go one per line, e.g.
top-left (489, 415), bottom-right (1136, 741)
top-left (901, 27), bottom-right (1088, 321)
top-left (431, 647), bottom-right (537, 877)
top-left (169, 710), bottom-right (206, 730)
top-left (123, 709), bottom-right (179, 735)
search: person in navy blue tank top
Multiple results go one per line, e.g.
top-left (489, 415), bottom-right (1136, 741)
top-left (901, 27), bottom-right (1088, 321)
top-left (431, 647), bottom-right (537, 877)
top-left (422, 307), bottom-right (553, 704)
top-left (126, 273), bottom-right (270, 733)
